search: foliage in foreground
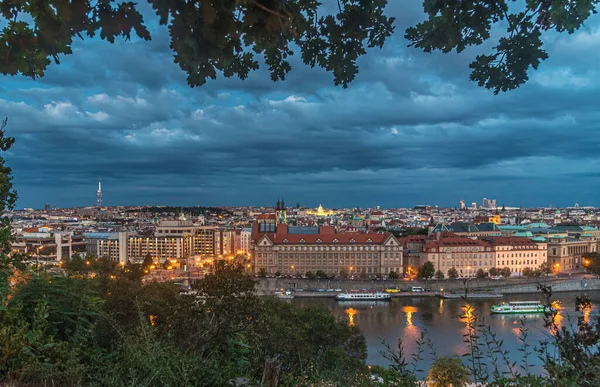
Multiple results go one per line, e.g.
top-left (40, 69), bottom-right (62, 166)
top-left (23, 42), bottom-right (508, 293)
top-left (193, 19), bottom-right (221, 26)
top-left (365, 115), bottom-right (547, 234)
top-left (0, 260), bottom-right (368, 386)
top-left (2, 1), bottom-right (598, 92)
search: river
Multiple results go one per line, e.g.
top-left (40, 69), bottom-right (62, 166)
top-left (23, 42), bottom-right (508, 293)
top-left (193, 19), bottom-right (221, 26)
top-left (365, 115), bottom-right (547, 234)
top-left (293, 291), bottom-right (599, 377)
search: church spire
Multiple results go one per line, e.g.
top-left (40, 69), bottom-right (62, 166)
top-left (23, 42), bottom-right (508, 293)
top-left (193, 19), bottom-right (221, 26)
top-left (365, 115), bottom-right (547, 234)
top-left (276, 198), bottom-right (281, 211)
top-left (281, 197), bottom-right (286, 211)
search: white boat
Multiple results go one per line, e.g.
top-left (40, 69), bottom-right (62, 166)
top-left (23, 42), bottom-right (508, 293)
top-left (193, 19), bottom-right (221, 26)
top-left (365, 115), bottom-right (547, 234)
top-left (274, 290), bottom-right (294, 299)
top-left (490, 301), bottom-right (551, 314)
top-left (336, 292), bottom-right (391, 301)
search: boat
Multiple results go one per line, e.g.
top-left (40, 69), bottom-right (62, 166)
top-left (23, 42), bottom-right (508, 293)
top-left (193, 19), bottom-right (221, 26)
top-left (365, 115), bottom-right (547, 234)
top-left (490, 301), bottom-right (551, 314)
top-left (274, 290), bottom-right (294, 300)
top-left (336, 292), bottom-right (391, 301)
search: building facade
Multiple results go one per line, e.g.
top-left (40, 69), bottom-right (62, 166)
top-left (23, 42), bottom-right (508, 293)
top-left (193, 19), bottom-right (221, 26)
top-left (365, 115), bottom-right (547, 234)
top-left (547, 235), bottom-right (597, 271)
top-left (484, 236), bottom-right (547, 275)
top-left (252, 224), bottom-right (402, 276)
top-left (421, 238), bottom-right (493, 277)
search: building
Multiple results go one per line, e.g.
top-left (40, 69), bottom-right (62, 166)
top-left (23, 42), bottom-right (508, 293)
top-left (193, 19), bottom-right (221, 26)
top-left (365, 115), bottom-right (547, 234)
top-left (85, 232), bottom-right (128, 263)
top-left (483, 236), bottom-right (547, 276)
top-left (12, 228), bottom-right (76, 262)
top-left (421, 237), bottom-right (493, 277)
top-left (305, 204), bottom-right (335, 217)
top-left (127, 235), bottom-right (189, 264)
top-left (546, 234), bottom-right (597, 271)
top-left (398, 234), bottom-right (428, 274)
top-left (241, 228), bottom-right (252, 255)
top-left (252, 223), bottom-right (402, 277)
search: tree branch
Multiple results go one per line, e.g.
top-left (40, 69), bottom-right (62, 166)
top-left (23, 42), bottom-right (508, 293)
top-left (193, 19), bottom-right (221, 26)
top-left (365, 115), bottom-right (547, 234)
top-left (249, 0), bottom-right (289, 20)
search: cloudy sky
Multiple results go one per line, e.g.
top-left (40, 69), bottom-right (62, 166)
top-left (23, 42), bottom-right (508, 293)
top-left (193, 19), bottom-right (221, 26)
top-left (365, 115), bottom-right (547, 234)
top-left (2, 3), bottom-right (600, 209)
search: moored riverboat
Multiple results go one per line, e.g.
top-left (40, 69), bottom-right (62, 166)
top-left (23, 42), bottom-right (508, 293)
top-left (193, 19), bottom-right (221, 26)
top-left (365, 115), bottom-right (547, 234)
top-left (490, 301), bottom-right (551, 314)
top-left (336, 292), bottom-right (391, 301)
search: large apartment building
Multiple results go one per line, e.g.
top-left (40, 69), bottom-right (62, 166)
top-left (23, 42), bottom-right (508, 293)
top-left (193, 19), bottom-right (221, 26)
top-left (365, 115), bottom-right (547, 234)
top-left (421, 236), bottom-right (547, 277)
top-left (484, 236), bottom-right (547, 275)
top-left (252, 223), bottom-right (402, 276)
top-left (83, 220), bottom-right (248, 264)
top-left (421, 237), bottom-right (493, 277)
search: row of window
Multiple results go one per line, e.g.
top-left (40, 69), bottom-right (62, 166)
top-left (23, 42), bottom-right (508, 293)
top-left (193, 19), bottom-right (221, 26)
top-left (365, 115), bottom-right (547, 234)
top-left (270, 245), bottom-right (401, 252)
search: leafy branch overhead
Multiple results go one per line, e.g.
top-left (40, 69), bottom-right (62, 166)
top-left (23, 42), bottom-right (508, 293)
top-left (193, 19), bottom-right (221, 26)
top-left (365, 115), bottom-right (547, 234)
top-left (0, 0), bottom-right (395, 88)
top-left (0, 1), bottom-right (598, 92)
top-left (406, 0), bottom-right (599, 94)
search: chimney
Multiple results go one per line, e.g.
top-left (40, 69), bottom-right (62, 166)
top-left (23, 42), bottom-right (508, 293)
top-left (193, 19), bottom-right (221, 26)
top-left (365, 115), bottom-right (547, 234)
top-left (436, 232), bottom-right (441, 241)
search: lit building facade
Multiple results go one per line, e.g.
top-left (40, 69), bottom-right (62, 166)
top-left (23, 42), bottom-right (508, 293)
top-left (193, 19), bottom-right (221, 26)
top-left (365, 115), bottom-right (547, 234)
top-left (252, 223), bottom-right (402, 276)
top-left (484, 237), bottom-right (547, 275)
top-left (421, 238), bottom-right (493, 277)
top-left (547, 235), bottom-right (597, 271)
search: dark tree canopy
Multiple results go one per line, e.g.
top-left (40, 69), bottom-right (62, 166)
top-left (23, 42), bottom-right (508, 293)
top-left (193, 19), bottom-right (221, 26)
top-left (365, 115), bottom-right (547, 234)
top-left (0, 0), bottom-right (395, 88)
top-left (406, 0), bottom-right (599, 94)
top-left (2, 1), bottom-right (596, 92)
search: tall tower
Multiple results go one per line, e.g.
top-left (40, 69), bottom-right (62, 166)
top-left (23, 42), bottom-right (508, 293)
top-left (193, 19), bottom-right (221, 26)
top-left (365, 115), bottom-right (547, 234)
top-left (97, 177), bottom-right (102, 208)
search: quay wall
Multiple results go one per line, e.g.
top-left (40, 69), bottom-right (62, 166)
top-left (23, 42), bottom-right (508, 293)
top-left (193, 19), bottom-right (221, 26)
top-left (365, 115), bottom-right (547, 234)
top-left (255, 277), bottom-right (600, 296)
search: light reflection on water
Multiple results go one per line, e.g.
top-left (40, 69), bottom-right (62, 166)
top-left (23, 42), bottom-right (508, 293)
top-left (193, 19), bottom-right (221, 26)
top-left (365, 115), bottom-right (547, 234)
top-left (293, 291), bottom-right (600, 376)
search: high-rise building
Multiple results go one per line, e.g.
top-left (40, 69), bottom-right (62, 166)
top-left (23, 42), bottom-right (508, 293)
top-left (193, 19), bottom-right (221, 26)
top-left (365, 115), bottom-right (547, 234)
top-left (458, 200), bottom-right (466, 210)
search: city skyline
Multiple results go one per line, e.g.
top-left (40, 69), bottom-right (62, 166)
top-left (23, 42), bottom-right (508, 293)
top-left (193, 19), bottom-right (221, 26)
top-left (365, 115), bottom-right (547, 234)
top-left (3, 3), bottom-right (600, 208)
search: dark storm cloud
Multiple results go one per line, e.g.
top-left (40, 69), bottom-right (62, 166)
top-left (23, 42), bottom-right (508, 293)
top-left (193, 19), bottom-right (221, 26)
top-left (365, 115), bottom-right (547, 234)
top-left (2, 4), bottom-right (600, 208)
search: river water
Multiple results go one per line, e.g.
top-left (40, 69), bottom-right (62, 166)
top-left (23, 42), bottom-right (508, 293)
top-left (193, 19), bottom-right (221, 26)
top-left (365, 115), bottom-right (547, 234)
top-left (293, 291), bottom-right (599, 376)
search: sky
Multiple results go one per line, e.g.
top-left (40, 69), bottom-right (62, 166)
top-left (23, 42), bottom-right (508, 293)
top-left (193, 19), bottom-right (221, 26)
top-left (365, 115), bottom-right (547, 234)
top-left (2, 2), bottom-right (600, 210)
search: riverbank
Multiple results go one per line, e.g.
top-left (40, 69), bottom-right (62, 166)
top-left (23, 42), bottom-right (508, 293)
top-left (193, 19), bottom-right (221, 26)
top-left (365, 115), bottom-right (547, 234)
top-left (257, 277), bottom-right (600, 297)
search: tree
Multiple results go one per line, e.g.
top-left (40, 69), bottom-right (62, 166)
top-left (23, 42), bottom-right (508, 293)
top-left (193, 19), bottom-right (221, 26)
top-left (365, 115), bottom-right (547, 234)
top-left (3, 2), bottom-right (592, 93)
top-left (162, 258), bottom-right (172, 269)
top-left (501, 267), bottom-right (512, 278)
top-left (406, 1), bottom-right (599, 94)
top-left (142, 253), bottom-right (154, 269)
top-left (489, 267), bottom-right (499, 277)
top-left (447, 267), bottom-right (459, 280)
top-left (582, 252), bottom-right (600, 275)
top-left (360, 268), bottom-right (368, 279)
top-left (0, 118), bottom-right (19, 300)
top-left (389, 271), bottom-right (399, 280)
top-left (476, 268), bottom-right (486, 279)
top-left (522, 267), bottom-right (533, 277)
top-left (275, 271), bottom-right (281, 277)
top-left (427, 356), bottom-right (470, 387)
top-left (418, 262), bottom-right (435, 280)
top-left (316, 270), bottom-right (327, 279)
top-left (258, 268), bottom-right (267, 277)
top-left (539, 262), bottom-right (552, 276)
top-left (305, 271), bottom-right (316, 280)
top-left (339, 269), bottom-right (348, 279)
top-left (0, 1), bottom-right (394, 89)
top-left (434, 270), bottom-right (444, 280)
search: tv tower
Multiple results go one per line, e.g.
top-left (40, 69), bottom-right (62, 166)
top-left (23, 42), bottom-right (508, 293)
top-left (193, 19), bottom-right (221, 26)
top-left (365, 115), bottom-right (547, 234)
top-left (97, 177), bottom-right (102, 208)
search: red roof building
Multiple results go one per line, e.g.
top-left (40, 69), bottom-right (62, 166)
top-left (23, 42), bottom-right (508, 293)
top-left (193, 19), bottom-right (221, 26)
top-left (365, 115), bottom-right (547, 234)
top-left (252, 223), bottom-right (403, 277)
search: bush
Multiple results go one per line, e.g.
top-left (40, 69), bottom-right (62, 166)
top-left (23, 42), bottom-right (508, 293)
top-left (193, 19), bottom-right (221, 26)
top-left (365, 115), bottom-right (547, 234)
top-left (427, 356), bottom-right (470, 387)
